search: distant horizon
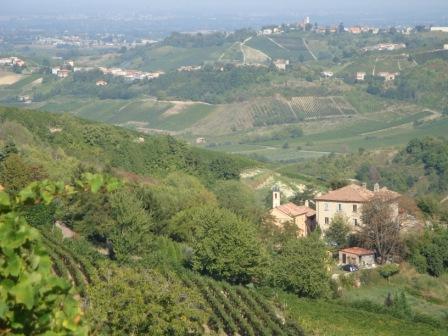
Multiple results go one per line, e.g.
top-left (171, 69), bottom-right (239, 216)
top-left (1, 0), bottom-right (447, 37)
top-left (2, 0), bottom-right (448, 24)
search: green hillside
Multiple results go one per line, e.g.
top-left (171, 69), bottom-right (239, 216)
top-left (2, 106), bottom-right (448, 335)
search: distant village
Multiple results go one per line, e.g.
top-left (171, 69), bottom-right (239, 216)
top-left (49, 59), bottom-right (164, 82)
top-left (259, 16), bottom-right (448, 37)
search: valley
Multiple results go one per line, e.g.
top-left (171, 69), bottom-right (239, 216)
top-left (2, 10), bottom-right (448, 336)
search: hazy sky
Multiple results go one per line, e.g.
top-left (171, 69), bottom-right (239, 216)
top-left (2, 0), bottom-right (448, 28)
top-left (3, 0), bottom-right (448, 16)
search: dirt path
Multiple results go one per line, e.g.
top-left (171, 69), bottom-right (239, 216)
top-left (360, 109), bottom-right (441, 136)
top-left (302, 38), bottom-right (318, 61)
top-left (372, 57), bottom-right (378, 76)
top-left (218, 41), bottom-right (239, 61)
top-left (240, 36), bottom-right (254, 65)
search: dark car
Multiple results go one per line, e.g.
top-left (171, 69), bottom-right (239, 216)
top-left (342, 264), bottom-right (359, 272)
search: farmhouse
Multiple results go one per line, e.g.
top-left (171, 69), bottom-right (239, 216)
top-left (96, 80), bottom-right (108, 86)
top-left (315, 183), bottom-right (400, 233)
top-left (270, 187), bottom-right (316, 237)
top-left (378, 72), bottom-right (398, 81)
top-left (348, 27), bottom-right (362, 34)
top-left (431, 27), bottom-right (448, 33)
top-left (320, 71), bottom-right (334, 78)
top-left (178, 65), bottom-right (202, 72)
top-left (339, 247), bottom-right (376, 268)
top-left (273, 59), bottom-right (290, 71)
top-left (0, 57), bottom-right (26, 67)
top-left (57, 69), bottom-right (70, 78)
top-left (356, 72), bottom-right (366, 81)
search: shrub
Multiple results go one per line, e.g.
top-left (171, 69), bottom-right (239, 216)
top-left (409, 252), bottom-right (428, 274)
top-left (339, 273), bottom-right (356, 289)
top-left (379, 264), bottom-right (400, 280)
top-left (359, 268), bottom-right (382, 285)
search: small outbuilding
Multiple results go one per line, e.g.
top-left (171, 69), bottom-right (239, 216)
top-left (339, 247), bottom-right (376, 268)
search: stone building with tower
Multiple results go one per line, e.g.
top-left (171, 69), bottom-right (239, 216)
top-left (269, 186), bottom-right (316, 237)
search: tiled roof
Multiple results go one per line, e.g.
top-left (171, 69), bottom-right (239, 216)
top-left (340, 247), bottom-right (375, 256)
top-left (315, 184), bottom-right (374, 202)
top-left (276, 203), bottom-right (316, 218)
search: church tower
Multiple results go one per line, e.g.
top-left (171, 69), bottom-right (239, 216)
top-left (272, 185), bottom-right (281, 209)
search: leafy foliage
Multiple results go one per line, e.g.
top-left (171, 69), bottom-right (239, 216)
top-left (88, 266), bottom-right (210, 335)
top-left (173, 206), bottom-right (268, 284)
top-left (271, 235), bottom-right (330, 298)
top-left (325, 214), bottom-right (350, 250)
top-left (0, 176), bottom-right (119, 335)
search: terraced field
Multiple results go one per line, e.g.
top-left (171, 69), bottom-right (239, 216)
top-left (249, 96), bottom-right (357, 126)
top-left (41, 228), bottom-right (305, 335)
top-left (245, 36), bottom-right (312, 62)
top-left (119, 44), bottom-right (231, 72)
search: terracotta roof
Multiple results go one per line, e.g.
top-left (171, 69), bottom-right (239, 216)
top-left (276, 203), bottom-right (316, 218)
top-left (315, 184), bottom-right (374, 202)
top-left (376, 187), bottom-right (401, 200)
top-left (340, 247), bottom-right (375, 256)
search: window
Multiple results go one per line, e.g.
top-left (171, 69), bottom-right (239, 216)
top-left (324, 203), bottom-right (329, 211)
top-left (338, 204), bottom-right (342, 211)
top-left (325, 217), bottom-right (329, 225)
top-left (274, 193), bottom-right (278, 199)
top-left (353, 204), bottom-right (358, 213)
top-left (353, 219), bottom-right (358, 226)
top-left (342, 253), bottom-right (346, 264)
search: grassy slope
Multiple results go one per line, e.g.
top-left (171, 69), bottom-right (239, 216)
top-left (0, 106), bottom-right (254, 180)
top-left (280, 294), bottom-right (446, 336)
top-left (119, 44), bottom-right (231, 72)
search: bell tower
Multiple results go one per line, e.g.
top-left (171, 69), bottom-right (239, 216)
top-left (272, 185), bottom-right (281, 209)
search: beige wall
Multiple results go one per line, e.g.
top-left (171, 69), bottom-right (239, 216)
top-left (316, 199), bottom-right (399, 233)
top-left (339, 251), bottom-right (375, 268)
top-left (316, 200), bottom-right (363, 232)
top-left (270, 208), bottom-right (309, 237)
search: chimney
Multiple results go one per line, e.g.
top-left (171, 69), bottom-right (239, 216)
top-left (374, 183), bottom-right (380, 192)
top-left (362, 182), bottom-right (367, 189)
top-left (272, 185), bottom-right (281, 209)
top-left (305, 200), bottom-right (309, 208)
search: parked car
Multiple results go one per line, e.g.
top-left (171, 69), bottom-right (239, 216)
top-left (342, 264), bottom-right (359, 272)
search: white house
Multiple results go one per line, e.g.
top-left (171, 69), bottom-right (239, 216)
top-left (431, 27), bottom-right (448, 33)
top-left (356, 72), bottom-right (366, 81)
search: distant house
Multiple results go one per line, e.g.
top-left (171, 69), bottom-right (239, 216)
top-left (96, 80), bottom-right (108, 86)
top-left (18, 95), bottom-right (32, 104)
top-left (378, 72), bottom-right (398, 81)
top-left (262, 29), bottom-right (273, 35)
top-left (0, 57), bottom-right (25, 67)
top-left (57, 69), bottom-right (70, 78)
top-left (431, 27), bottom-right (448, 33)
top-left (273, 59), bottom-right (290, 71)
top-left (320, 71), bottom-right (334, 78)
top-left (339, 247), bottom-right (376, 268)
top-left (0, 58), bottom-right (12, 66)
top-left (348, 27), bottom-right (362, 34)
top-left (270, 187), bottom-right (316, 237)
top-left (315, 183), bottom-right (400, 233)
top-left (196, 137), bottom-right (206, 144)
top-left (356, 72), bottom-right (366, 81)
top-left (444, 44), bottom-right (448, 50)
top-left (177, 65), bottom-right (202, 72)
